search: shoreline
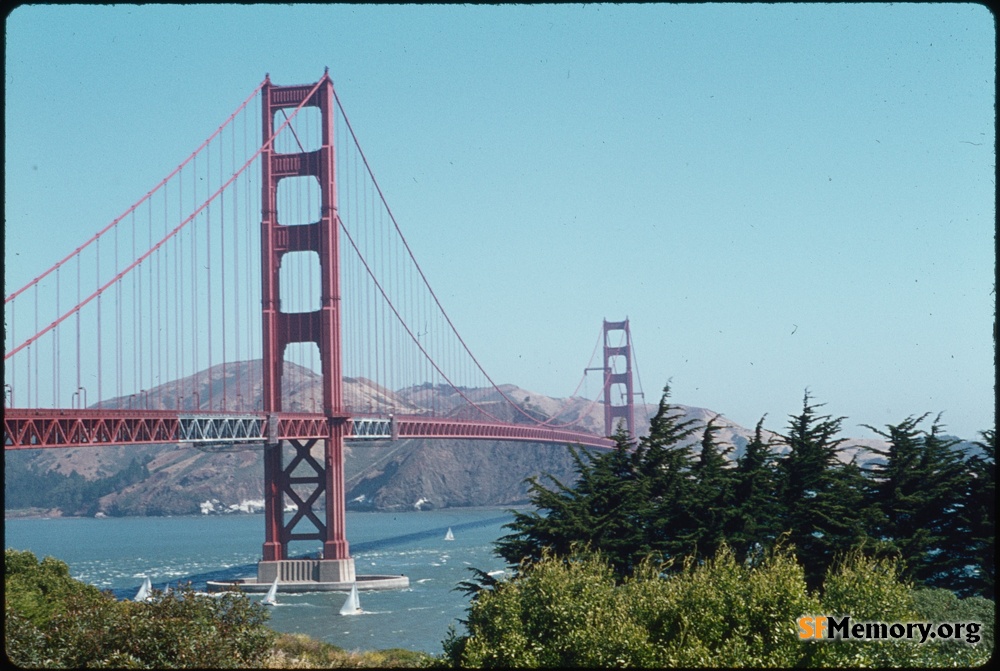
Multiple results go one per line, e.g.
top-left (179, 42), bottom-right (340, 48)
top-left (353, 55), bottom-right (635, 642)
top-left (5, 508), bottom-right (66, 520)
top-left (5, 503), bottom-right (529, 522)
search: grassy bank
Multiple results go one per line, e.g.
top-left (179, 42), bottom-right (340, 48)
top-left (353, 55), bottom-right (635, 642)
top-left (266, 633), bottom-right (432, 668)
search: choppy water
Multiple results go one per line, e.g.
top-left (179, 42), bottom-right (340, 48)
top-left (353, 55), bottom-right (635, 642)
top-left (4, 507), bottom-right (516, 655)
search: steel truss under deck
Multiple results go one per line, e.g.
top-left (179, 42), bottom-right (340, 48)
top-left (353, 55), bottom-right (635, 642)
top-left (4, 409), bottom-right (615, 451)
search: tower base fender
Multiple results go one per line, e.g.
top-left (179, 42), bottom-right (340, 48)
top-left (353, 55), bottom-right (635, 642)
top-left (257, 557), bottom-right (356, 583)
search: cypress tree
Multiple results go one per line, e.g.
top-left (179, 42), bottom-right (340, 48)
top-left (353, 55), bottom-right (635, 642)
top-left (824, 454), bottom-right (871, 557)
top-left (729, 416), bottom-right (782, 564)
top-left (916, 417), bottom-right (974, 592)
top-left (865, 415), bottom-right (935, 579)
top-left (494, 445), bottom-right (602, 568)
top-left (688, 416), bottom-right (736, 560)
top-left (495, 385), bottom-right (704, 579)
top-left (634, 385), bottom-right (701, 565)
top-left (964, 429), bottom-right (995, 598)
top-left (589, 426), bottom-right (651, 575)
top-left (775, 392), bottom-right (866, 588)
top-left (864, 414), bottom-right (971, 592)
top-left (495, 427), bottom-right (647, 577)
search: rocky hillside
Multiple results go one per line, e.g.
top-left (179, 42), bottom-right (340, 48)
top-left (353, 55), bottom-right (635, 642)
top-left (4, 361), bottom-right (890, 517)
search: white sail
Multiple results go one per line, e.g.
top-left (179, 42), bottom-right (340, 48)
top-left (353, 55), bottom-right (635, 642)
top-left (134, 576), bottom-right (152, 602)
top-left (339, 583), bottom-right (361, 615)
top-left (261, 577), bottom-right (278, 606)
top-left (444, 527), bottom-right (455, 541)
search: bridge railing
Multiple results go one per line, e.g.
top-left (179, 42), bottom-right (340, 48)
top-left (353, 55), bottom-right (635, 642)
top-left (4, 410), bottom-right (614, 451)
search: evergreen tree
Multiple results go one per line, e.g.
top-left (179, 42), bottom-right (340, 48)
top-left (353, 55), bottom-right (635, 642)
top-left (494, 445), bottom-right (601, 567)
top-left (865, 415), bottom-right (937, 578)
top-left (917, 418), bottom-right (976, 592)
top-left (4, 455), bottom-right (150, 514)
top-left (863, 414), bottom-right (971, 592)
top-left (633, 385), bottom-right (701, 565)
top-left (775, 392), bottom-right (867, 588)
top-left (729, 416), bottom-right (782, 564)
top-left (826, 453), bottom-right (871, 555)
top-left (687, 416), bottom-right (736, 560)
top-left (964, 429), bottom-right (995, 598)
top-left (495, 385), bottom-right (703, 579)
top-left (588, 427), bottom-right (651, 574)
top-left (495, 427), bottom-right (648, 577)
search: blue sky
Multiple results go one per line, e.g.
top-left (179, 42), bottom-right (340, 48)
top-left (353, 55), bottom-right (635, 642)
top-left (5, 4), bottom-right (995, 439)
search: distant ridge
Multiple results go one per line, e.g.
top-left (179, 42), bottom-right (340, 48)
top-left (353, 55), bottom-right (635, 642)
top-left (4, 360), bottom-right (893, 517)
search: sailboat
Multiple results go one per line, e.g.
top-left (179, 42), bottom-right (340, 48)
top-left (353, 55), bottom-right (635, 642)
top-left (444, 527), bottom-right (455, 541)
top-left (339, 583), bottom-right (361, 615)
top-left (134, 576), bottom-right (152, 602)
top-left (261, 577), bottom-right (279, 607)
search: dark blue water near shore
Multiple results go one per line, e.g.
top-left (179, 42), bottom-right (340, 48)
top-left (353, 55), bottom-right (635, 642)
top-left (5, 508), bottom-right (516, 654)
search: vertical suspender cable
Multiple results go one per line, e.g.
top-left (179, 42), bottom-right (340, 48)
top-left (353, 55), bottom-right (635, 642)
top-left (191, 155), bottom-right (198, 408)
top-left (177, 172), bottom-right (184, 408)
top-left (242, 104), bottom-right (250, 406)
top-left (96, 239), bottom-right (102, 406)
top-left (162, 189), bottom-right (170, 407)
top-left (135, 210), bottom-right (142, 399)
top-left (31, 286), bottom-right (36, 407)
top-left (114, 224), bottom-right (120, 403)
top-left (206, 140), bottom-right (213, 409)
top-left (76, 256), bottom-right (81, 402)
top-left (53, 268), bottom-right (59, 407)
top-left (232, 117), bottom-right (240, 405)
top-left (154, 194), bottom-right (161, 408)
top-left (220, 126), bottom-right (227, 410)
top-left (146, 176), bottom-right (153, 408)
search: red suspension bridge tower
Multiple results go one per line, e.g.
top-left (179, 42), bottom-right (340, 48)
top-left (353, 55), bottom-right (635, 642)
top-left (3, 71), bottom-right (636, 590)
top-left (258, 72), bottom-right (354, 584)
top-left (602, 319), bottom-right (635, 439)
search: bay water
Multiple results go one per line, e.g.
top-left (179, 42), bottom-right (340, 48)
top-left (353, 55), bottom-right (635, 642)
top-left (4, 507), bottom-right (517, 655)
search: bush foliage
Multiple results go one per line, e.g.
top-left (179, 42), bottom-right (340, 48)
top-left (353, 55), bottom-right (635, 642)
top-left (5, 549), bottom-right (275, 668)
top-left (441, 544), bottom-right (993, 668)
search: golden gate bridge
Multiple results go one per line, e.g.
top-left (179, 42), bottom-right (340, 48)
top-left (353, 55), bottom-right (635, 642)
top-left (4, 72), bottom-right (640, 587)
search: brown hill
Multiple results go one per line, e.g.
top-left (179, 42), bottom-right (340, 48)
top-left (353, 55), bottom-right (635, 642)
top-left (4, 361), bottom-right (886, 517)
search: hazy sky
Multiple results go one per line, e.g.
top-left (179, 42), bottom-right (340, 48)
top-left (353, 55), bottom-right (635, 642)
top-left (5, 4), bottom-right (995, 439)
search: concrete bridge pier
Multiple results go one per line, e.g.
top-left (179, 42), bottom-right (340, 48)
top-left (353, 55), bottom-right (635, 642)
top-left (257, 557), bottom-right (356, 584)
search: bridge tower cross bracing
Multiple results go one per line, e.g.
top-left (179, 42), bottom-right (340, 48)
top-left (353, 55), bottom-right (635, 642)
top-left (259, 73), bottom-right (354, 584)
top-left (602, 319), bottom-right (635, 440)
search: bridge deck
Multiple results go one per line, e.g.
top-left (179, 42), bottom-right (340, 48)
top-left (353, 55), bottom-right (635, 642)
top-left (3, 409), bottom-right (614, 451)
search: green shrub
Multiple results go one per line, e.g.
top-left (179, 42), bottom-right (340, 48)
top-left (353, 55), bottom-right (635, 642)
top-left (637, 542), bottom-right (820, 667)
top-left (910, 588), bottom-right (995, 666)
top-left (443, 544), bottom-right (820, 667)
top-left (805, 550), bottom-right (922, 667)
top-left (5, 549), bottom-right (275, 668)
top-left (444, 551), bottom-right (658, 667)
top-left (443, 544), bottom-right (995, 667)
top-left (5, 549), bottom-right (106, 628)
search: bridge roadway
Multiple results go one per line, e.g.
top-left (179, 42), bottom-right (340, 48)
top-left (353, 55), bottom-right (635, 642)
top-left (2, 409), bottom-right (615, 451)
